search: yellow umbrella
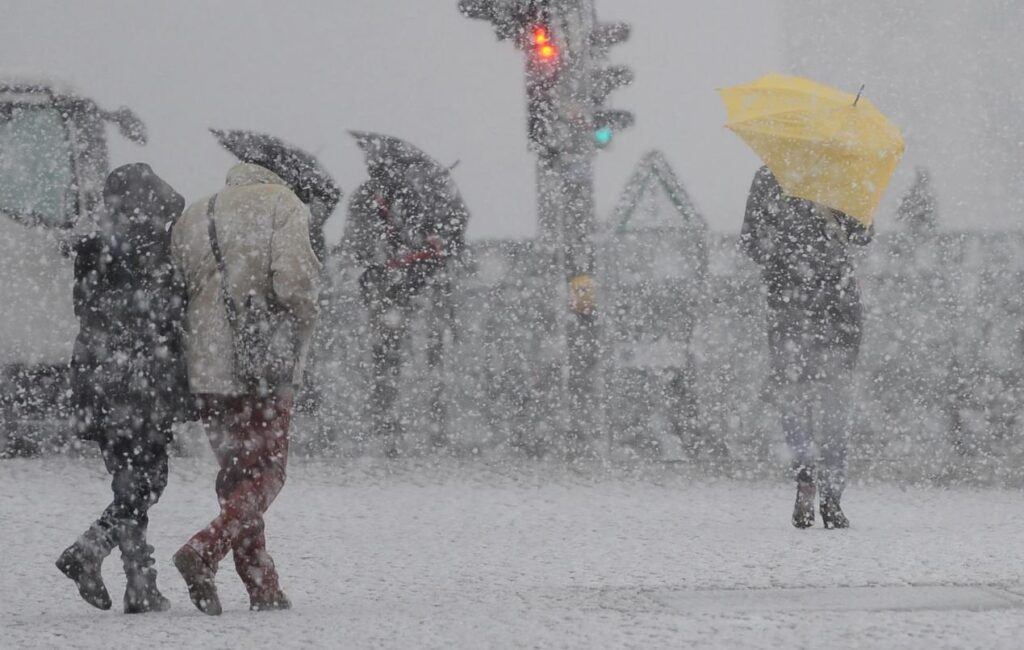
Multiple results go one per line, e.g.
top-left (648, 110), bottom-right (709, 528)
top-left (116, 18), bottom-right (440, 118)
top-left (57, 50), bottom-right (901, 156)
top-left (720, 73), bottom-right (905, 225)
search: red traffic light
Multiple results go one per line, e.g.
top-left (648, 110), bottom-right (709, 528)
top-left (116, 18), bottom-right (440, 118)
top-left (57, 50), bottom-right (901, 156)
top-left (531, 25), bottom-right (557, 61)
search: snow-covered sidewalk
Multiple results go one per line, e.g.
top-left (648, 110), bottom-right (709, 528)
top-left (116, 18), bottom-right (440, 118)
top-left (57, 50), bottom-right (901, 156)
top-left (3, 457), bottom-right (1023, 649)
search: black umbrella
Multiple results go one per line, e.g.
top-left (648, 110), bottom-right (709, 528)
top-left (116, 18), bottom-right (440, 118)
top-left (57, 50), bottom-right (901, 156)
top-left (211, 128), bottom-right (342, 215)
top-left (348, 130), bottom-right (469, 256)
top-left (213, 128), bottom-right (342, 262)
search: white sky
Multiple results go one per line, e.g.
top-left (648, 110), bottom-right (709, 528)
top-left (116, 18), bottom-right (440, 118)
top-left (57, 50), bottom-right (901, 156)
top-left (1, 1), bottom-right (781, 241)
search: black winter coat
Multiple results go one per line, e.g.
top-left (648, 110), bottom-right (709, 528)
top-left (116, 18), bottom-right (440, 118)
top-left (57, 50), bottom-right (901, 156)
top-left (740, 166), bottom-right (873, 384)
top-left (70, 164), bottom-right (189, 443)
top-left (346, 168), bottom-right (468, 305)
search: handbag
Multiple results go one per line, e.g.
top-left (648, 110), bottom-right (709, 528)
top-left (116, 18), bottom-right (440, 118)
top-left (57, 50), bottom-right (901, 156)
top-left (206, 196), bottom-right (294, 396)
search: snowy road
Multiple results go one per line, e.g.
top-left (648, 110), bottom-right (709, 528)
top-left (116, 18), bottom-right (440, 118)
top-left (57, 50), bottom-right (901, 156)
top-left (3, 457), bottom-right (1024, 649)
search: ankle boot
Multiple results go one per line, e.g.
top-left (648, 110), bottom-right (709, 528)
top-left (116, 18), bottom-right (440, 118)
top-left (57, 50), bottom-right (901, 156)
top-left (173, 546), bottom-right (222, 616)
top-left (121, 525), bottom-right (171, 614)
top-left (251, 587), bottom-right (291, 611)
top-left (56, 524), bottom-right (115, 610)
top-left (820, 496), bottom-right (850, 529)
top-left (791, 467), bottom-right (816, 529)
top-left (124, 563), bottom-right (172, 614)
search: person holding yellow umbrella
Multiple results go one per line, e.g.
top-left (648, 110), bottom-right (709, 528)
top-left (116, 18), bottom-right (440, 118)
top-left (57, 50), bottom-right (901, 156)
top-left (721, 74), bottom-right (905, 529)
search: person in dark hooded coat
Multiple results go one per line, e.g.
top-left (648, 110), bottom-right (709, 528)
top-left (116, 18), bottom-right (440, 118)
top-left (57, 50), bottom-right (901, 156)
top-left (56, 163), bottom-right (189, 614)
top-left (741, 165), bottom-right (872, 530)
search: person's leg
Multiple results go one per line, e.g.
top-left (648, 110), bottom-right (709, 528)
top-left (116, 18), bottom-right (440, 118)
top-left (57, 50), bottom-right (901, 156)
top-left (56, 431), bottom-right (148, 610)
top-left (228, 395), bottom-right (291, 609)
top-left (370, 299), bottom-right (408, 455)
top-left (182, 396), bottom-right (248, 568)
top-left (55, 436), bottom-right (129, 610)
top-left (816, 375), bottom-right (852, 528)
top-left (174, 395), bottom-right (243, 616)
top-left (119, 438), bottom-right (171, 613)
top-left (780, 383), bottom-right (816, 479)
top-left (779, 383), bottom-right (816, 528)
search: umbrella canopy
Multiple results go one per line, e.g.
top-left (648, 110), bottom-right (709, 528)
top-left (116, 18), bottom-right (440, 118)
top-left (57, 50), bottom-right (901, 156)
top-left (348, 130), bottom-right (447, 175)
top-left (211, 128), bottom-right (342, 215)
top-left (720, 74), bottom-right (905, 225)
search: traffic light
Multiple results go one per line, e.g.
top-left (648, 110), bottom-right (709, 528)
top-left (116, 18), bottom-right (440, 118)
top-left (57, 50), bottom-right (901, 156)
top-left (589, 21), bottom-right (634, 149)
top-left (531, 24), bottom-right (557, 62)
top-left (459, 2), bottom-right (634, 151)
top-left (458, 1), bottom-right (560, 150)
top-left (524, 21), bottom-right (559, 150)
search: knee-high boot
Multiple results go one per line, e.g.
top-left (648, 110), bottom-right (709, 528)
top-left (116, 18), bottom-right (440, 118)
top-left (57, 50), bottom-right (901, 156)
top-left (56, 522), bottom-right (117, 610)
top-left (120, 520), bottom-right (171, 613)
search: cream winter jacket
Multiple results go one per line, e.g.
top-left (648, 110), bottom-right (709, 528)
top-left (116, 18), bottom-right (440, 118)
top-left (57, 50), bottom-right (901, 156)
top-left (171, 163), bottom-right (321, 395)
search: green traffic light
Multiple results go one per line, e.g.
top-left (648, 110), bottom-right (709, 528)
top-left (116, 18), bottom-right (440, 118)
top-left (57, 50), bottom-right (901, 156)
top-left (594, 126), bottom-right (613, 147)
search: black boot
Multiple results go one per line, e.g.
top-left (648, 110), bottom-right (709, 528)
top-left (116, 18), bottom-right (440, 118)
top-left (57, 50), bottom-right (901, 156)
top-left (791, 467), bottom-right (816, 529)
top-left (124, 564), bottom-right (171, 614)
top-left (56, 525), bottom-right (114, 610)
top-left (251, 591), bottom-right (292, 612)
top-left (173, 546), bottom-right (222, 616)
top-left (820, 497), bottom-right (850, 529)
top-left (121, 524), bottom-right (171, 614)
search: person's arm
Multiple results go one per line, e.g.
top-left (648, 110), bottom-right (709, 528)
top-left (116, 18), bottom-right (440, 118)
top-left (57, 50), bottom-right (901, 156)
top-left (739, 168), bottom-right (776, 265)
top-left (72, 235), bottom-right (103, 319)
top-left (834, 210), bottom-right (874, 246)
top-left (386, 236), bottom-right (445, 269)
top-left (271, 193), bottom-right (322, 389)
top-left (154, 256), bottom-right (191, 425)
top-left (158, 259), bottom-right (188, 356)
top-left (386, 169), bottom-right (466, 269)
top-left (344, 185), bottom-right (385, 266)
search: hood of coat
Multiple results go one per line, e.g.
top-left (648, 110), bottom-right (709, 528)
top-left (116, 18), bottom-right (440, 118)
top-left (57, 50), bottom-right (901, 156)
top-left (99, 163), bottom-right (184, 254)
top-left (225, 162), bottom-right (288, 188)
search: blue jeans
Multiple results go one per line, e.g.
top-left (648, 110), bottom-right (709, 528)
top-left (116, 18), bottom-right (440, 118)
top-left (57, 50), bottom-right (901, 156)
top-left (778, 376), bottom-right (851, 501)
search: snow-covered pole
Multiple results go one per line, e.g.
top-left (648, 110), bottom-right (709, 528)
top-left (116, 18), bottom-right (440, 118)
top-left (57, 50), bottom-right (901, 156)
top-left (459, 0), bottom-right (632, 454)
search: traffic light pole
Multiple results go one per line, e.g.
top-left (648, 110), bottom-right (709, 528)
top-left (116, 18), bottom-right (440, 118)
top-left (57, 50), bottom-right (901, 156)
top-left (528, 0), bottom-right (597, 453)
top-left (537, 146), bottom-right (599, 452)
top-left (459, 0), bottom-right (631, 454)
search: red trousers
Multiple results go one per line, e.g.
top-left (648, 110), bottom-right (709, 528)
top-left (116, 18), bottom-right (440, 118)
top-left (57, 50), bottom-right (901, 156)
top-left (185, 394), bottom-right (291, 600)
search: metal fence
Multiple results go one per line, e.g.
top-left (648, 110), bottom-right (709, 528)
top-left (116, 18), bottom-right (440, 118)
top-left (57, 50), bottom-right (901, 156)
top-left (303, 227), bottom-right (1024, 485)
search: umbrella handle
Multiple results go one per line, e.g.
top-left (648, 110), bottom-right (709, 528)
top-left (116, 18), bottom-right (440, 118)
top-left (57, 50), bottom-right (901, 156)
top-left (853, 83), bottom-right (865, 107)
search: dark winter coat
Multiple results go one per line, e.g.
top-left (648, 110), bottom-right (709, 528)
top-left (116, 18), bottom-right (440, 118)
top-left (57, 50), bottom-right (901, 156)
top-left (71, 163), bottom-right (189, 442)
top-left (740, 166), bottom-right (873, 384)
top-left (345, 163), bottom-right (468, 305)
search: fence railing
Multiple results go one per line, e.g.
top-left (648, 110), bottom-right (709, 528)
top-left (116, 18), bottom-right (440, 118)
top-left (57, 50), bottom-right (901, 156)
top-left (306, 229), bottom-right (1024, 485)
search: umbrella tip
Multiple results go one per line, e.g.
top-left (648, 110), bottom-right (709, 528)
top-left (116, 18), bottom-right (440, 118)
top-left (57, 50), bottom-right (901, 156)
top-left (853, 83), bottom-right (865, 106)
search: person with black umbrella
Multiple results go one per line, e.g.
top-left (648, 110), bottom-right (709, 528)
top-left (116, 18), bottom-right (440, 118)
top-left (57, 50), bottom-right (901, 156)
top-left (344, 132), bottom-right (469, 454)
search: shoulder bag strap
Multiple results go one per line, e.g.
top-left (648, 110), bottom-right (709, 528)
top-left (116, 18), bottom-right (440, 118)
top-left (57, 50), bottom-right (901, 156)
top-left (206, 195), bottom-right (241, 327)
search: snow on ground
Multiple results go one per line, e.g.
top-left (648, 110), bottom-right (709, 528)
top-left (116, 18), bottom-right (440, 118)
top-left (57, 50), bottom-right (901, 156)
top-left (3, 456), bottom-right (1024, 649)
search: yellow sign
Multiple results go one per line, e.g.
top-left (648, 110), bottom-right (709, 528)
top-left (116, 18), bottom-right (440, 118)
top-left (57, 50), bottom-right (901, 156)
top-left (569, 274), bottom-right (596, 315)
